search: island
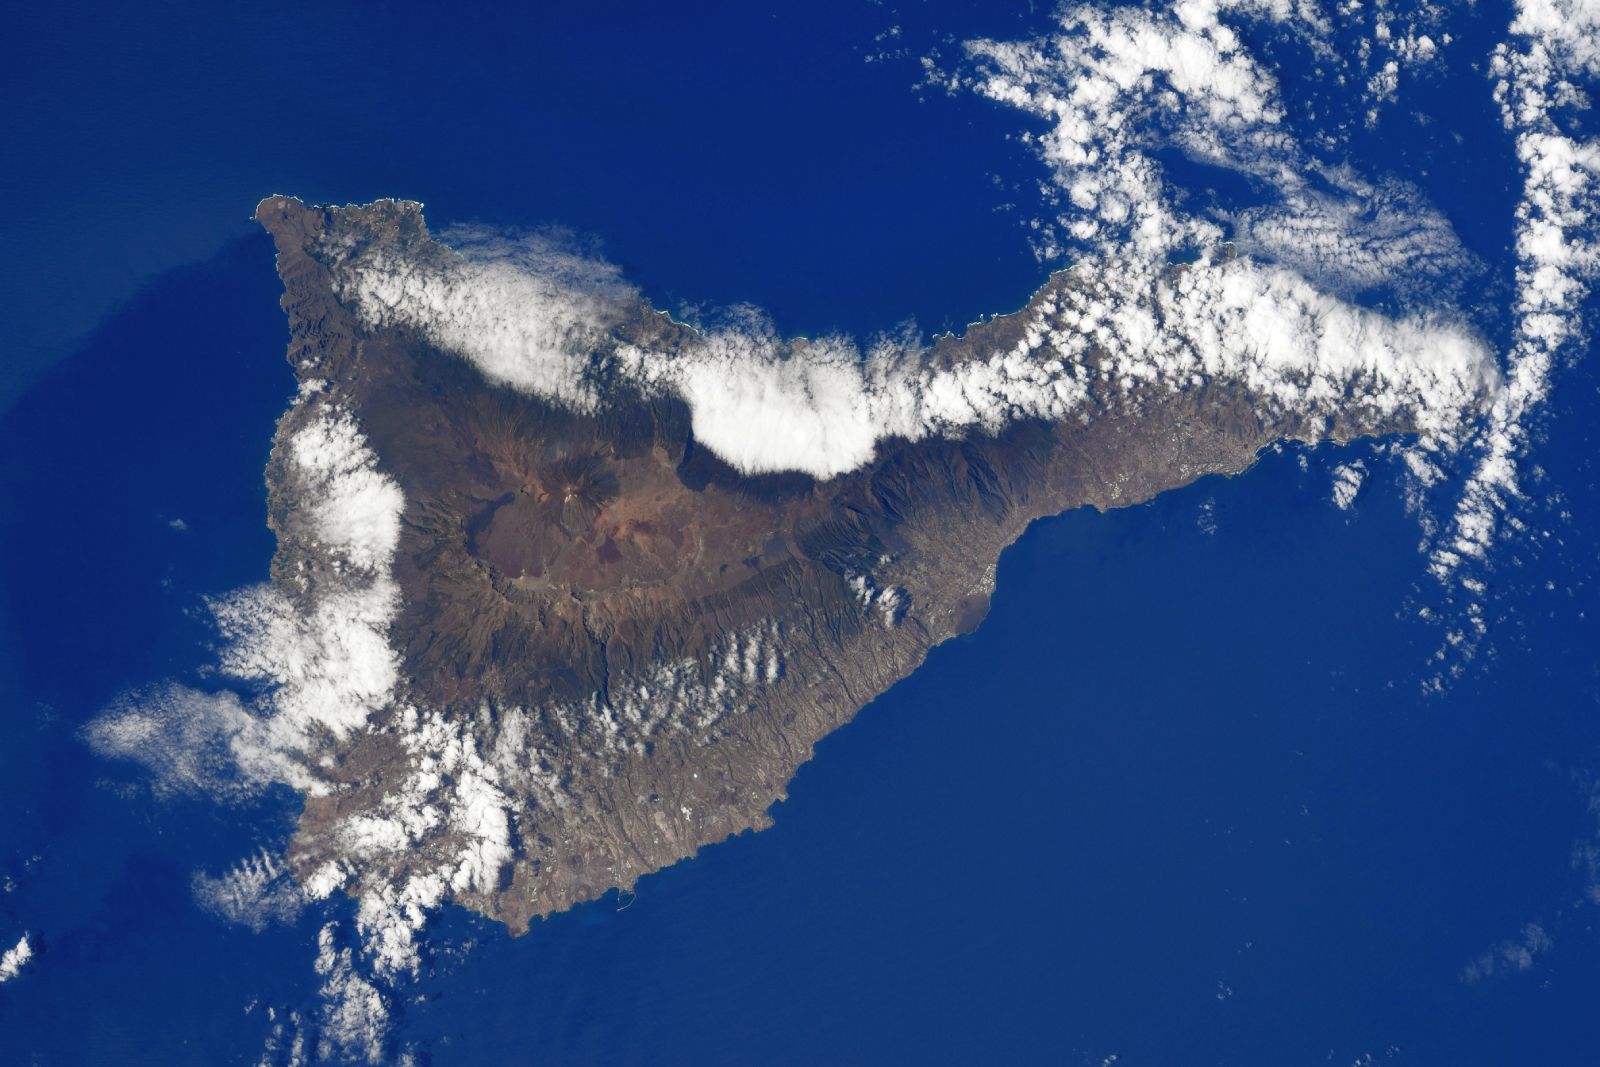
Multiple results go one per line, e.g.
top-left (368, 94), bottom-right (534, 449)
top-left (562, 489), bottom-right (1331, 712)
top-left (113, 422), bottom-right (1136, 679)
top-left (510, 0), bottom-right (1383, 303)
top-left (250, 196), bottom-right (1488, 945)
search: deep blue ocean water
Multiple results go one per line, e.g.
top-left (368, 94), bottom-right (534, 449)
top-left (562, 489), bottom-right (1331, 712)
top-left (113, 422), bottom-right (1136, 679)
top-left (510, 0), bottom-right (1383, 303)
top-left (4, 1), bottom-right (1600, 1063)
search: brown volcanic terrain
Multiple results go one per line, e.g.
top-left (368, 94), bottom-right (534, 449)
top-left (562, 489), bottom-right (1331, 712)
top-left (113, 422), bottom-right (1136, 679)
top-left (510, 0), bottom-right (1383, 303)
top-left (255, 195), bottom-right (1407, 934)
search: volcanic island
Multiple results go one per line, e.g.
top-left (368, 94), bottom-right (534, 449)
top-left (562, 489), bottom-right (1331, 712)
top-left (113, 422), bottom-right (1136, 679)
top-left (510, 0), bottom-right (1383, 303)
top-left (253, 195), bottom-right (1485, 936)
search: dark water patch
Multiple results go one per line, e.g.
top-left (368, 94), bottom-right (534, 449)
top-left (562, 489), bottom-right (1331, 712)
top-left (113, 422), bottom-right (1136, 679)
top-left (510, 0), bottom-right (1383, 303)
top-left (0, 236), bottom-right (323, 1065)
top-left (3, 0), bottom-right (1055, 411)
top-left (0, 232), bottom-right (292, 715)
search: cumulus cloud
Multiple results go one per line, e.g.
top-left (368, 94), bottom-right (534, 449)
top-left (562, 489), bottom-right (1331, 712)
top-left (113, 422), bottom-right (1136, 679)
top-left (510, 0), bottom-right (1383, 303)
top-left (312, 922), bottom-right (390, 1065)
top-left (86, 587), bottom-right (399, 802)
top-left (331, 705), bottom-right (514, 980)
top-left (0, 933), bottom-right (32, 983)
top-left (954, 0), bottom-right (1300, 260)
top-left (256, 1006), bottom-right (310, 1067)
top-left (212, 407), bottom-right (407, 753)
top-left (952, 2), bottom-right (1477, 290)
top-left (1510, 0), bottom-right (1600, 78)
top-left (1331, 460), bottom-right (1367, 510)
top-left (211, 578), bottom-right (399, 749)
top-left (1345, 0), bottom-right (1453, 125)
top-left (78, 391), bottom-right (476, 1062)
top-left (265, 615), bottom-right (797, 1002)
top-left (1428, 1), bottom-right (1600, 596)
top-left (287, 414), bottom-right (404, 574)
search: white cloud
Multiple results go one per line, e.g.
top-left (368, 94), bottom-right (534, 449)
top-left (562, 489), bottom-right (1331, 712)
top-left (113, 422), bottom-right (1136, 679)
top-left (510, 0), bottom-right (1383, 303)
top-left (336, 226), bottom-right (629, 411)
top-left (1225, 170), bottom-right (1475, 299)
top-left (84, 3), bottom-right (1600, 1053)
top-left (214, 408), bottom-right (407, 750)
top-left (1462, 921), bottom-right (1553, 982)
top-left (308, 2), bottom-right (1491, 484)
top-left (1350, 0), bottom-right (1453, 124)
top-left (257, 1006), bottom-right (310, 1067)
top-left (327, 226), bottom-right (1491, 480)
top-left (211, 577), bottom-right (400, 748)
top-left (84, 402), bottom-right (412, 1054)
top-left (0, 933), bottom-right (31, 983)
top-left (287, 414), bottom-right (404, 574)
top-left (83, 684), bottom-right (283, 800)
top-left (1331, 460), bottom-right (1367, 510)
top-left (312, 923), bottom-right (390, 1065)
top-left (88, 397), bottom-right (408, 799)
top-left (953, 2), bottom-right (1477, 292)
top-left (1510, 0), bottom-right (1600, 78)
top-left (1428, 2), bottom-right (1600, 594)
top-left (193, 849), bottom-right (306, 933)
top-left (330, 705), bottom-right (513, 980)
top-left (954, 0), bottom-right (1303, 261)
top-left (947, 0), bottom-right (1597, 672)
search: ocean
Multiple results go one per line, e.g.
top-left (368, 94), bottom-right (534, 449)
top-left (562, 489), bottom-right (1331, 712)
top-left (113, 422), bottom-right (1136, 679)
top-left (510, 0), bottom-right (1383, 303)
top-left (3, 0), bottom-right (1599, 1062)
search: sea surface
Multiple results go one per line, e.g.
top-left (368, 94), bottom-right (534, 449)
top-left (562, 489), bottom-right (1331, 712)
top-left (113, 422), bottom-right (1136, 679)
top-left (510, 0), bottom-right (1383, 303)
top-left (3, 1), bottom-right (1599, 1063)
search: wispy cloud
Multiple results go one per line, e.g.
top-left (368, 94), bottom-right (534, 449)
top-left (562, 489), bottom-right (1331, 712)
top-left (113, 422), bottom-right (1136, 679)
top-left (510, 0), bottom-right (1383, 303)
top-left (1462, 921), bottom-right (1553, 982)
top-left (193, 849), bottom-right (306, 933)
